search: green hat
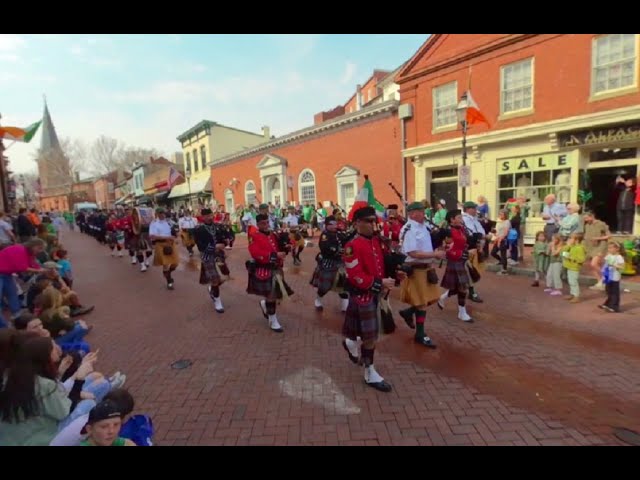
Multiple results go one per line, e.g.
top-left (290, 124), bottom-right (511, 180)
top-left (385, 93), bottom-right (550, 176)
top-left (407, 201), bottom-right (424, 212)
top-left (155, 207), bottom-right (166, 214)
top-left (259, 203), bottom-right (269, 210)
top-left (463, 201), bottom-right (478, 209)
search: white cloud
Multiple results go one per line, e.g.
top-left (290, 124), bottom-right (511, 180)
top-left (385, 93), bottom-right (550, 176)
top-left (341, 61), bottom-right (357, 85)
top-left (0, 34), bottom-right (26, 51)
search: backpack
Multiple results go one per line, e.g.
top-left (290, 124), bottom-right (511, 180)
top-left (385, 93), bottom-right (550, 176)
top-left (120, 414), bottom-right (154, 446)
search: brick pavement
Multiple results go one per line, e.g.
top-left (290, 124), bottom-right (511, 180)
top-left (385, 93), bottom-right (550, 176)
top-left (62, 229), bottom-right (640, 446)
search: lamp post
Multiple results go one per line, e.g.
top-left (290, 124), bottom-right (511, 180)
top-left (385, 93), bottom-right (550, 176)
top-left (185, 163), bottom-right (192, 209)
top-left (455, 94), bottom-right (469, 203)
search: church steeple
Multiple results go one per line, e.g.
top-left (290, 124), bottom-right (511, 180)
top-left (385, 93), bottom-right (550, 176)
top-left (40, 97), bottom-right (61, 153)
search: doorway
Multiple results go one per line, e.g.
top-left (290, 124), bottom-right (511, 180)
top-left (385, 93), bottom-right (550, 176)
top-left (270, 177), bottom-right (281, 205)
top-left (430, 181), bottom-right (458, 210)
top-left (585, 164), bottom-right (637, 231)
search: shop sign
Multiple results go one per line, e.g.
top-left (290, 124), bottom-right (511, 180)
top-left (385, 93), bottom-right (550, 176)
top-left (558, 123), bottom-right (640, 148)
top-left (498, 153), bottom-right (573, 173)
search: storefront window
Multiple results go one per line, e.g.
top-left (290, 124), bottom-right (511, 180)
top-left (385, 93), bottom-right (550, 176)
top-left (498, 169), bottom-right (572, 217)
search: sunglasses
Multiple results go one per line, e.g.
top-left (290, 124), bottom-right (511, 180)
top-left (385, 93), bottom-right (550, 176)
top-left (359, 217), bottom-right (377, 224)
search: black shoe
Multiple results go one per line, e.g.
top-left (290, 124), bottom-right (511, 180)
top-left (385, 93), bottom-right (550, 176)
top-left (342, 339), bottom-right (359, 364)
top-left (468, 293), bottom-right (484, 303)
top-left (414, 336), bottom-right (437, 349)
top-left (70, 305), bottom-right (95, 317)
top-left (399, 309), bottom-right (415, 329)
top-left (365, 380), bottom-right (392, 393)
top-left (598, 304), bottom-right (607, 310)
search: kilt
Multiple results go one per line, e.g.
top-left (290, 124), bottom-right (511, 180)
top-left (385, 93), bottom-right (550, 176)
top-left (342, 292), bottom-right (380, 344)
top-left (400, 267), bottom-right (441, 306)
top-left (246, 267), bottom-right (294, 301)
top-left (441, 259), bottom-right (470, 291)
top-left (181, 229), bottom-right (195, 248)
top-left (310, 264), bottom-right (345, 295)
top-left (199, 255), bottom-right (228, 286)
top-left (153, 240), bottom-right (179, 267)
top-left (129, 234), bottom-right (151, 252)
top-left (467, 248), bottom-right (485, 272)
top-left (106, 231), bottom-right (117, 245)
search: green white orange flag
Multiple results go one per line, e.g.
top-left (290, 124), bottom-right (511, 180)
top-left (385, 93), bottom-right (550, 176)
top-left (347, 175), bottom-right (385, 221)
top-left (0, 120), bottom-right (42, 143)
top-left (460, 90), bottom-right (490, 127)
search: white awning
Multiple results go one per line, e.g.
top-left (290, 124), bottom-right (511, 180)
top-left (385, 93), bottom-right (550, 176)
top-left (168, 175), bottom-right (211, 199)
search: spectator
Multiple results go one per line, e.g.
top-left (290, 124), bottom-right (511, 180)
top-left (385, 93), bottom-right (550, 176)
top-left (0, 212), bottom-right (16, 249)
top-left (16, 208), bottom-right (36, 242)
top-left (558, 203), bottom-right (582, 240)
top-left (55, 249), bottom-right (73, 289)
top-left (78, 400), bottom-right (136, 446)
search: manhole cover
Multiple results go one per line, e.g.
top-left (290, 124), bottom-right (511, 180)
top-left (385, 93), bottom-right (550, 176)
top-left (171, 359), bottom-right (193, 370)
top-left (613, 427), bottom-right (640, 446)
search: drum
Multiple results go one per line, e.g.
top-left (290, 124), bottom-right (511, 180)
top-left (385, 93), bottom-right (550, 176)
top-left (132, 207), bottom-right (155, 235)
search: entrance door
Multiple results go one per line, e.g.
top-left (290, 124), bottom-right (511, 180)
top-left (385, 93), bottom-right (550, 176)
top-left (430, 181), bottom-right (458, 210)
top-left (585, 165), bottom-right (637, 232)
top-left (340, 182), bottom-right (356, 212)
top-left (270, 177), bottom-right (281, 205)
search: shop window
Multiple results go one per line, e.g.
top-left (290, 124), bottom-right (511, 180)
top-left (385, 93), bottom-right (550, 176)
top-left (592, 34), bottom-right (637, 95)
top-left (497, 169), bottom-right (572, 217)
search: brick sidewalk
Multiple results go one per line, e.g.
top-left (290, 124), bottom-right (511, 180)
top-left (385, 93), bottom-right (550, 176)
top-left (62, 229), bottom-right (640, 445)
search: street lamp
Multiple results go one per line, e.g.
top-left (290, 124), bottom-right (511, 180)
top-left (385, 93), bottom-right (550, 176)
top-left (456, 94), bottom-right (469, 203)
top-left (185, 162), bottom-right (192, 209)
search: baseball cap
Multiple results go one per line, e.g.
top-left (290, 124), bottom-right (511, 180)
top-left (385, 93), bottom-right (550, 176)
top-left (81, 400), bottom-right (122, 434)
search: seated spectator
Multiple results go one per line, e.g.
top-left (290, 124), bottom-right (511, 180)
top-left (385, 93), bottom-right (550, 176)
top-left (79, 400), bottom-right (136, 446)
top-left (14, 312), bottom-right (90, 356)
top-left (40, 264), bottom-right (94, 317)
top-left (54, 249), bottom-right (73, 289)
top-left (38, 286), bottom-right (91, 345)
top-left (26, 275), bottom-right (51, 314)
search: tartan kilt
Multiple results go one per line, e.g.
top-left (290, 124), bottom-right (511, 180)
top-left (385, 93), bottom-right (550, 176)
top-left (106, 231), bottom-right (117, 245)
top-left (247, 267), bottom-right (294, 301)
top-left (441, 259), bottom-right (470, 291)
top-left (342, 292), bottom-right (379, 344)
top-left (181, 229), bottom-right (196, 248)
top-left (400, 268), bottom-right (441, 306)
top-left (129, 234), bottom-right (150, 252)
top-left (199, 256), bottom-right (227, 286)
top-left (310, 264), bottom-right (345, 295)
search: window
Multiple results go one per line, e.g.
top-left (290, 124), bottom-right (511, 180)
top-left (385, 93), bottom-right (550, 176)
top-left (497, 169), bottom-right (571, 217)
top-left (501, 58), bottom-right (533, 114)
top-left (340, 183), bottom-right (355, 211)
top-left (186, 152), bottom-right (191, 174)
top-left (200, 146), bottom-right (207, 169)
top-left (298, 169), bottom-right (316, 205)
top-left (224, 188), bottom-right (234, 213)
top-left (433, 81), bottom-right (458, 129)
top-left (245, 180), bottom-right (256, 205)
top-left (592, 34), bottom-right (637, 94)
top-left (193, 149), bottom-right (199, 172)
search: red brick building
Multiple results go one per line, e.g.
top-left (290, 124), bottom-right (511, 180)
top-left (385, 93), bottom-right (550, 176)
top-left (397, 34), bottom-right (640, 237)
top-left (209, 69), bottom-right (410, 214)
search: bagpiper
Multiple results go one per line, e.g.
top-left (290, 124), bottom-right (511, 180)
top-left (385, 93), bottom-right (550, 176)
top-left (149, 208), bottom-right (180, 290)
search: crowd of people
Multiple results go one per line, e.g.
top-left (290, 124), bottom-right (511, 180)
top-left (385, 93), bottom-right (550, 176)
top-left (0, 208), bottom-right (152, 446)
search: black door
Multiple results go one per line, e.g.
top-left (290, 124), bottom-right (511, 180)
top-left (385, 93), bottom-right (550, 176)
top-left (431, 181), bottom-right (458, 210)
top-left (586, 166), bottom-right (637, 231)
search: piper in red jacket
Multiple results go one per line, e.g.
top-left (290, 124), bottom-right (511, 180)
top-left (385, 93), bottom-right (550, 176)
top-left (342, 206), bottom-right (396, 393)
top-left (382, 215), bottom-right (404, 250)
top-left (437, 209), bottom-right (474, 322)
top-left (105, 214), bottom-right (124, 257)
top-left (247, 213), bottom-right (294, 333)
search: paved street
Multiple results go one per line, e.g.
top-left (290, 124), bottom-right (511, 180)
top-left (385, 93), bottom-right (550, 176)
top-left (64, 228), bottom-right (640, 446)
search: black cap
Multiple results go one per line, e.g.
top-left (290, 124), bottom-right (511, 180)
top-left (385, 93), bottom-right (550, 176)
top-left (201, 208), bottom-right (213, 215)
top-left (387, 204), bottom-right (399, 210)
top-left (81, 400), bottom-right (122, 433)
top-left (353, 206), bottom-right (377, 221)
top-left (256, 214), bottom-right (269, 223)
top-left (324, 215), bottom-right (337, 224)
top-left (446, 209), bottom-right (462, 222)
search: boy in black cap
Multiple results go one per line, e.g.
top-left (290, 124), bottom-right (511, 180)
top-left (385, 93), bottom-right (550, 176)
top-left (80, 400), bottom-right (136, 446)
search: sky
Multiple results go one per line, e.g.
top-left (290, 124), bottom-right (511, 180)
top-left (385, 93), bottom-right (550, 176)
top-left (0, 34), bottom-right (428, 175)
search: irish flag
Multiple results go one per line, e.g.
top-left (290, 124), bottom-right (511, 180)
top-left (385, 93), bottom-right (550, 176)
top-left (347, 175), bottom-right (385, 221)
top-left (459, 90), bottom-right (490, 127)
top-left (0, 121), bottom-right (42, 143)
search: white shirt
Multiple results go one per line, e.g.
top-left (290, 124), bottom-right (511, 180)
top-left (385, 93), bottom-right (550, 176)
top-left (178, 217), bottom-right (198, 229)
top-left (242, 212), bottom-right (257, 226)
top-left (605, 254), bottom-right (625, 282)
top-left (0, 219), bottom-right (13, 244)
top-left (149, 219), bottom-right (173, 238)
top-left (284, 214), bottom-right (299, 227)
top-left (401, 219), bottom-right (434, 264)
top-left (462, 212), bottom-right (485, 235)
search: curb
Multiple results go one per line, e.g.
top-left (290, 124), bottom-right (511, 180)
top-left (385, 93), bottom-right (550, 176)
top-left (484, 264), bottom-right (640, 292)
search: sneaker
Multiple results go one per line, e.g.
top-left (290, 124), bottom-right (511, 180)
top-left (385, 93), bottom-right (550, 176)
top-left (543, 288), bottom-right (553, 292)
top-left (497, 270), bottom-right (509, 276)
top-left (550, 290), bottom-right (563, 296)
top-left (569, 297), bottom-right (580, 304)
top-left (589, 283), bottom-right (605, 291)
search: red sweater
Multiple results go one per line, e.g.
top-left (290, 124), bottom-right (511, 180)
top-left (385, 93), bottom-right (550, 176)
top-left (344, 234), bottom-right (385, 291)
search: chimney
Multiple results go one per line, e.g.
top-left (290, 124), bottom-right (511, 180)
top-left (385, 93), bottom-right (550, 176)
top-left (75, 172), bottom-right (80, 182)
top-left (356, 84), bottom-right (363, 111)
top-left (262, 126), bottom-right (271, 140)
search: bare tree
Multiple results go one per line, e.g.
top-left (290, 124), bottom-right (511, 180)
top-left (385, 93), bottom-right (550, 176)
top-left (59, 136), bottom-right (87, 179)
top-left (120, 146), bottom-right (163, 170)
top-left (90, 135), bottom-right (124, 175)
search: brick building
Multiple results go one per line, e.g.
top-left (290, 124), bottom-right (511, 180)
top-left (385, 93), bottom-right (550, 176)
top-left (397, 34), bottom-right (640, 239)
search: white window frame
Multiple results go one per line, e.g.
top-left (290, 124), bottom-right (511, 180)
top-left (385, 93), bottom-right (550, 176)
top-left (298, 169), bottom-right (316, 206)
top-left (432, 81), bottom-right (458, 130)
top-left (500, 57), bottom-right (534, 115)
top-left (591, 34), bottom-right (638, 96)
top-left (245, 180), bottom-right (257, 206)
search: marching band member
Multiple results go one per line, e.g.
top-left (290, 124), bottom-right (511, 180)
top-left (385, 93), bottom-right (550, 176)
top-left (149, 208), bottom-right (179, 290)
top-left (397, 202), bottom-right (445, 348)
top-left (342, 206), bottom-right (399, 393)
top-left (382, 205), bottom-right (404, 251)
top-left (461, 201), bottom-right (486, 303)
top-left (106, 213), bottom-right (124, 257)
top-left (178, 210), bottom-right (198, 257)
top-left (283, 206), bottom-right (304, 266)
top-left (310, 216), bottom-right (349, 312)
top-left (246, 214), bottom-right (294, 333)
top-left (194, 208), bottom-right (230, 313)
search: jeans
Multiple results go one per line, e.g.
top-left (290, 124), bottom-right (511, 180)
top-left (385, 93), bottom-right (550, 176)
top-left (605, 281), bottom-right (620, 311)
top-left (0, 273), bottom-right (21, 328)
top-left (567, 270), bottom-right (580, 297)
top-left (491, 240), bottom-right (508, 271)
top-left (55, 322), bottom-right (89, 345)
top-left (546, 262), bottom-right (563, 290)
top-left (58, 374), bottom-right (112, 431)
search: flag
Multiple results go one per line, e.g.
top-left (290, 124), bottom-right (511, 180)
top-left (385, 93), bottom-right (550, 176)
top-left (167, 166), bottom-right (183, 188)
top-left (0, 120), bottom-right (42, 143)
top-left (347, 175), bottom-right (385, 221)
top-left (460, 90), bottom-right (490, 127)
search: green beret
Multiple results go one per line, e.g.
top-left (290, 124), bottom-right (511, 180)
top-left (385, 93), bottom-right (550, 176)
top-left (259, 204), bottom-right (269, 210)
top-left (463, 201), bottom-right (478, 209)
top-left (407, 202), bottom-right (424, 212)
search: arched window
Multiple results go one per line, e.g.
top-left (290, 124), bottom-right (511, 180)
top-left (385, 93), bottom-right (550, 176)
top-left (224, 188), bottom-right (234, 213)
top-left (245, 180), bottom-right (257, 206)
top-left (298, 169), bottom-right (316, 206)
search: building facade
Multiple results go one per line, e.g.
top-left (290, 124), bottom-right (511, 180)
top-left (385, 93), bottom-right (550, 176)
top-left (397, 34), bottom-right (640, 240)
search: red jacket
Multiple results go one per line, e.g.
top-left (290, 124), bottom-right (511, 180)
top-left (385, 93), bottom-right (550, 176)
top-left (382, 220), bottom-right (403, 242)
top-left (106, 219), bottom-right (119, 232)
top-left (118, 216), bottom-right (133, 234)
top-left (344, 234), bottom-right (385, 291)
top-left (249, 230), bottom-right (284, 267)
top-left (446, 225), bottom-right (467, 262)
